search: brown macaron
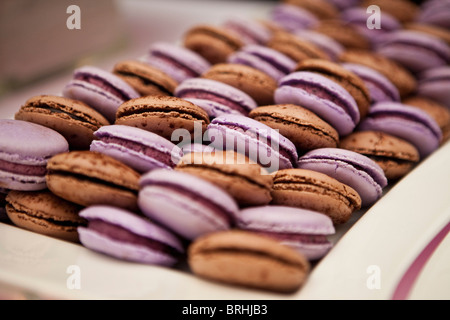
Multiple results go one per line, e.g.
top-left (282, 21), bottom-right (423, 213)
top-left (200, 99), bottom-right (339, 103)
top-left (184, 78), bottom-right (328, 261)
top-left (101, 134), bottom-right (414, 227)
top-left (403, 96), bottom-right (450, 143)
top-left (339, 131), bottom-right (420, 180)
top-left (15, 95), bottom-right (109, 150)
top-left (183, 24), bottom-right (244, 64)
top-left (188, 230), bottom-right (310, 293)
top-left (176, 150), bottom-right (274, 207)
top-left (113, 60), bottom-right (178, 96)
top-left (271, 168), bottom-right (362, 224)
top-left (284, 0), bottom-right (339, 20)
top-left (313, 20), bottom-right (371, 51)
top-left (5, 190), bottom-right (85, 243)
top-left (248, 104), bottom-right (339, 151)
top-left (202, 63), bottom-right (278, 106)
top-left (267, 31), bottom-right (329, 63)
top-left (46, 151), bottom-right (140, 211)
top-left (115, 95), bottom-right (210, 141)
top-left (338, 49), bottom-right (417, 99)
top-left (295, 59), bottom-right (371, 119)
top-left (362, 0), bottom-right (418, 24)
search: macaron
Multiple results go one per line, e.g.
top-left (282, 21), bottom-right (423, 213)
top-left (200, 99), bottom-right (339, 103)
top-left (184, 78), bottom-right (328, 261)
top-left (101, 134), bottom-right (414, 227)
top-left (183, 24), bottom-right (243, 64)
top-left (271, 168), bottom-right (361, 224)
top-left (248, 104), bottom-right (339, 152)
top-left (5, 190), bottom-right (85, 243)
top-left (327, 0), bottom-right (360, 10)
top-left (144, 41), bottom-right (211, 83)
top-left (90, 125), bottom-right (183, 173)
top-left (297, 148), bottom-right (388, 207)
top-left (138, 169), bottom-right (239, 240)
top-left (0, 119), bottom-right (69, 191)
top-left (235, 205), bottom-right (335, 260)
top-left (227, 44), bottom-right (296, 81)
top-left (358, 102), bottom-right (443, 159)
top-left (188, 230), bottom-right (310, 293)
top-left (274, 71), bottom-right (360, 136)
top-left (175, 150), bottom-right (273, 207)
top-left (405, 23), bottom-right (450, 46)
top-left (338, 49), bottom-right (417, 99)
top-left (339, 131), bottom-right (420, 180)
top-left (313, 20), bottom-right (371, 51)
top-left (206, 114), bottom-right (299, 172)
top-left (362, 0), bottom-right (418, 24)
top-left (294, 29), bottom-right (344, 61)
top-left (112, 60), bottom-right (178, 97)
top-left (341, 63), bottom-right (400, 104)
top-left (222, 17), bottom-right (272, 45)
top-left (15, 95), bottom-right (109, 150)
top-left (294, 59), bottom-right (371, 119)
top-left (46, 151), bottom-right (140, 211)
top-left (403, 96), bottom-right (450, 143)
top-left (285, 0), bottom-right (339, 20)
top-left (174, 78), bottom-right (257, 117)
top-left (417, 0), bottom-right (450, 29)
top-left (62, 66), bottom-right (140, 123)
top-left (375, 31), bottom-right (450, 74)
top-left (267, 31), bottom-right (329, 63)
top-left (417, 66), bottom-right (450, 109)
top-left (269, 4), bottom-right (319, 32)
top-left (78, 205), bottom-right (184, 266)
top-left (115, 95), bottom-right (210, 141)
top-left (202, 63), bottom-right (278, 106)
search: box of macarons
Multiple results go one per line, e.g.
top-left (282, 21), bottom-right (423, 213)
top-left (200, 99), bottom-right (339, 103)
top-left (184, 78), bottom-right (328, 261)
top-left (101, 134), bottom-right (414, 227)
top-left (0, 0), bottom-right (449, 301)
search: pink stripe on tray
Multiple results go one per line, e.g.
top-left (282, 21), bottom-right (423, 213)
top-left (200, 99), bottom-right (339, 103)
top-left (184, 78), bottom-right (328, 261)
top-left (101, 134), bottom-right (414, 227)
top-left (392, 222), bottom-right (450, 300)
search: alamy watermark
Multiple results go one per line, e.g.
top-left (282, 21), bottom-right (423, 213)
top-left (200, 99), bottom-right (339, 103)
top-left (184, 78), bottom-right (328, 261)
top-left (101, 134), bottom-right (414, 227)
top-left (66, 5), bottom-right (81, 30)
top-left (366, 265), bottom-right (381, 290)
top-left (366, 5), bottom-right (381, 30)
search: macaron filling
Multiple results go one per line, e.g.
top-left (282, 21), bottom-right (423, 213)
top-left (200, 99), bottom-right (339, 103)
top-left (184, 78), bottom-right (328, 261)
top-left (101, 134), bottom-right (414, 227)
top-left (0, 159), bottom-right (47, 176)
top-left (74, 73), bottom-right (131, 101)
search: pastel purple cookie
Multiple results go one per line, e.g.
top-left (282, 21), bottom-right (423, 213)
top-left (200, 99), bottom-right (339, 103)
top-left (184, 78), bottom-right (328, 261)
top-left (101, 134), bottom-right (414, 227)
top-left (63, 66), bottom-right (139, 123)
top-left (227, 44), bottom-right (296, 81)
top-left (90, 124), bottom-right (183, 173)
top-left (223, 17), bottom-right (272, 45)
top-left (206, 114), bottom-right (298, 172)
top-left (174, 78), bottom-right (257, 116)
top-left (341, 63), bottom-right (400, 104)
top-left (0, 120), bottom-right (69, 191)
top-left (274, 71), bottom-right (360, 136)
top-left (297, 148), bottom-right (388, 207)
top-left (294, 30), bottom-right (344, 61)
top-left (417, 66), bottom-right (450, 109)
top-left (235, 205), bottom-right (335, 260)
top-left (138, 169), bottom-right (239, 240)
top-left (78, 205), bottom-right (184, 266)
top-left (375, 31), bottom-right (450, 74)
top-left (358, 102), bottom-right (443, 159)
top-left (417, 0), bottom-right (450, 29)
top-left (269, 4), bottom-right (319, 33)
top-left (327, 0), bottom-right (361, 10)
top-left (144, 42), bottom-right (211, 83)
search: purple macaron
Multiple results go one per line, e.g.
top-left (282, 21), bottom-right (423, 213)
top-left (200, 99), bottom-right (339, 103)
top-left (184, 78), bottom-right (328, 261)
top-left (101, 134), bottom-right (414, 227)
top-left (138, 169), bottom-right (239, 240)
top-left (269, 4), bottom-right (319, 33)
top-left (63, 66), bottom-right (140, 123)
top-left (274, 71), bottom-right (360, 136)
top-left (90, 124), bottom-right (183, 173)
top-left (78, 205), bottom-right (184, 266)
top-left (174, 78), bottom-right (257, 117)
top-left (417, 0), bottom-right (450, 29)
top-left (206, 114), bottom-right (298, 172)
top-left (227, 44), bottom-right (297, 81)
top-left (358, 102), bottom-right (443, 159)
top-left (235, 205), bottom-right (335, 260)
top-left (341, 63), bottom-right (400, 104)
top-left (375, 30), bottom-right (450, 74)
top-left (144, 42), bottom-right (211, 83)
top-left (297, 148), bottom-right (388, 207)
top-left (294, 30), bottom-right (345, 61)
top-left (417, 66), bottom-right (450, 109)
top-left (0, 119), bottom-right (69, 191)
top-left (222, 17), bottom-right (272, 45)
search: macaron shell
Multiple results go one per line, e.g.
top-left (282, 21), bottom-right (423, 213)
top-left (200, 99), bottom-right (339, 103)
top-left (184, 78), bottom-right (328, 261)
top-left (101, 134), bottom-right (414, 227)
top-left (269, 4), bottom-right (319, 32)
top-left (285, 0), bottom-right (339, 20)
top-left (313, 20), bottom-right (371, 50)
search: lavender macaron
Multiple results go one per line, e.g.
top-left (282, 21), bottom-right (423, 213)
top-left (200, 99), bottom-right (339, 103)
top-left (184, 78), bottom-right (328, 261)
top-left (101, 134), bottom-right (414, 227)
top-left (138, 169), bottom-right (239, 240)
top-left (227, 44), bottom-right (296, 81)
top-left (417, 66), bottom-right (450, 109)
top-left (90, 125), bottom-right (183, 173)
top-left (78, 205), bottom-right (184, 266)
top-left (144, 41), bottom-right (211, 83)
top-left (235, 205), bottom-right (335, 260)
top-left (358, 102), bottom-right (443, 159)
top-left (294, 29), bottom-right (344, 61)
top-left (275, 71), bottom-right (360, 136)
top-left (206, 114), bottom-right (298, 172)
top-left (62, 66), bottom-right (140, 123)
top-left (0, 120), bottom-right (69, 191)
top-left (297, 148), bottom-right (388, 207)
top-left (417, 0), bottom-right (450, 29)
top-left (175, 78), bottom-right (257, 117)
top-left (222, 17), bottom-right (272, 45)
top-left (269, 4), bottom-right (319, 33)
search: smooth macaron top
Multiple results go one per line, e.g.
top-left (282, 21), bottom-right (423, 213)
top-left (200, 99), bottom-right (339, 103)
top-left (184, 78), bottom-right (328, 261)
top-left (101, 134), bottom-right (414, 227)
top-left (270, 3), bottom-right (319, 32)
top-left (223, 17), bottom-right (272, 45)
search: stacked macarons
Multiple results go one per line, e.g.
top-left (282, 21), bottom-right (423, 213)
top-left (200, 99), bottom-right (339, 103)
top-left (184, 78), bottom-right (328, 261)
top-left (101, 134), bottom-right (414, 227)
top-left (1, 0), bottom-right (449, 294)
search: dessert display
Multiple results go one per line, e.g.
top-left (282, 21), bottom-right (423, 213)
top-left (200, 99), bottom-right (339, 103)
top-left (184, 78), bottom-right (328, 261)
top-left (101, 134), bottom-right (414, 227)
top-left (1, 0), bottom-right (449, 297)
